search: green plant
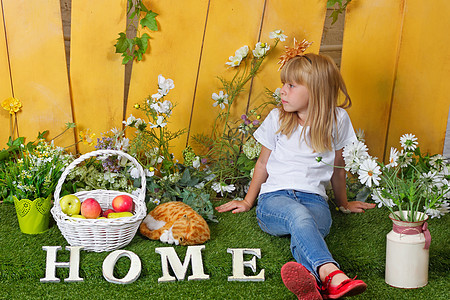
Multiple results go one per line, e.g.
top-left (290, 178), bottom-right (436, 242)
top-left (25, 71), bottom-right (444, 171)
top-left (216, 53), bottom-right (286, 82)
top-left (142, 164), bottom-right (216, 222)
top-left (125, 74), bottom-right (185, 175)
top-left (0, 134), bottom-right (73, 203)
top-left (193, 30), bottom-right (286, 195)
top-left (327, 0), bottom-right (352, 25)
top-left (115, 0), bottom-right (158, 64)
top-left (341, 133), bottom-right (450, 222)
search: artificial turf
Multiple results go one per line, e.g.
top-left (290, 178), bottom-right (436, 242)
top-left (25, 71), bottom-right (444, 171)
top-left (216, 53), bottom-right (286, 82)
top-left (0, 200), bottom-right (448, 299)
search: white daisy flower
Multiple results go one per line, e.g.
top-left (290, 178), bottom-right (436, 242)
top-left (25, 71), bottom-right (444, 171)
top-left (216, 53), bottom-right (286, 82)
top-left (371, 188), bottom-right (396, 208)
top-left (212, 91), bottom-right (229, 109)
top-left (269, 29), bottom-right (287, 41)
top-left (424, 201), bottom-right (449, 218)
top-left (400, 133), bottom-right (418, 151)
top-left (398, 150), bottom-right (413, 167)
top-left (342, 140), bottom-right (369, 173)
top-left (429, 154), bottom-right (445, 170)
top-left (358, 158), bottom-right (381, 187)
top-left (386, 147), bottom-right (399, 168)
top-left (355, 129), bottom-right (365, 142)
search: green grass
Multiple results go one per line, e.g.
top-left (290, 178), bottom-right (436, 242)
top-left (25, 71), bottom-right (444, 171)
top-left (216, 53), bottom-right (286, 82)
top-left (0, 200), bottom-right (449, 299)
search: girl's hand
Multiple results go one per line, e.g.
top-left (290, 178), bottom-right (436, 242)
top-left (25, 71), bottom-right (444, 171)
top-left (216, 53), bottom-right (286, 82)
top-left (345, 201), bottom-right (376, 213)
top-left (215, 199), bottom-right (253, 214)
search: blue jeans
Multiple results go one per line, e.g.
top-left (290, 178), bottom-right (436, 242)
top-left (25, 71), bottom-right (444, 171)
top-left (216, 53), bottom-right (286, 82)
top-left (256, 190), bottom-right (338, 281)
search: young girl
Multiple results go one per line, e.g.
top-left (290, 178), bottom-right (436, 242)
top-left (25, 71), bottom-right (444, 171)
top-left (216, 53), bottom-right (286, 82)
top-left (216, 53), bottom-right (375, 299)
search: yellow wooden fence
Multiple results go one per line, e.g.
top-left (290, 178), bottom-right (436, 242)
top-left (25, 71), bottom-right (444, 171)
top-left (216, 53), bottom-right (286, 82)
top-left (1, 0), bottom-right (449, 161)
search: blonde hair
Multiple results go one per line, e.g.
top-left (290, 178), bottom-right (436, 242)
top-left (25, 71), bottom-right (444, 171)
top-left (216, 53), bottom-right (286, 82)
top-left (278, 53), bottom-right (351, 153)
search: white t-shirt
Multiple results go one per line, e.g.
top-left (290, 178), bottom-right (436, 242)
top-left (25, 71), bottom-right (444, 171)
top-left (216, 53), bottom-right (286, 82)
top-left (253, 108), bottom-right (356, 199)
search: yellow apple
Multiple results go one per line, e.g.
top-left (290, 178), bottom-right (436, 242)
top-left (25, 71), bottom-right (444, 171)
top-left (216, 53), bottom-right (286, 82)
top-left (60, 194), bottom-right (81, 216)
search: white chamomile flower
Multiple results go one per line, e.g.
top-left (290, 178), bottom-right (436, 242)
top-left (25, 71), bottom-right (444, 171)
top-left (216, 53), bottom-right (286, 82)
top-left (212, 91), bottom-right (229, 109)
top-left (358, 158), bottom-right (381, 187)
top-left (386, 147), bottom-right (399, 168)
top-left (269, 29), bottom-right (287, 41)
top-left (400, 133), bottom-right (418, 151)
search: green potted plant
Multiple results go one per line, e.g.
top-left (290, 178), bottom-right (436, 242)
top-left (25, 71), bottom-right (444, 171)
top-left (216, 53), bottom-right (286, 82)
top-left (1, 134), bottom-right (73, 234)
top-left (341, 133), bottom-right (449, 288)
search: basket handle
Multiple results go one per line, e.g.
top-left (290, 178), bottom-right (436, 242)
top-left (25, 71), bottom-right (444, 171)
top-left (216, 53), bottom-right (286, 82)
top-left (54, 150), bottom-right (147, 203)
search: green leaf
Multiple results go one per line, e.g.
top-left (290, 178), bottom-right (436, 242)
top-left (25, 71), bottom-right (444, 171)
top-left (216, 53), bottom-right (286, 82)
top-left (140, 11), bottom-right (158, 31)
top-left (115, 32), bottom-right (130, 53)
top-left (122, 53), bottom-right (133, 65)
top-left (65, 122), bottom-right (76, 129)
top-left (327, 0), bottom-right (341, 8)
top-left (38, 130), bottom-right (49, 139)
top-left (11, 137), bottom-right (25, 147)
top-left (139, 33), bottom-right (150, 52)
top-left (330, 10), bottom-right (340, 25)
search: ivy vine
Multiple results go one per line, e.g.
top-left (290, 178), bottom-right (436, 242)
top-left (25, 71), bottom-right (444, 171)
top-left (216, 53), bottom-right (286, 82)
top-left (115, 0), bottom-right (158, 64)
top-left (327, 0), bottom-right (352, 25)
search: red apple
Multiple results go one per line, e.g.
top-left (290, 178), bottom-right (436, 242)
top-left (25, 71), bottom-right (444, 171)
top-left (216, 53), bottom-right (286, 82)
top-left (80, 198), bottom-right (102, 219)
top-left (112, 194), bottom-right (134, 212)
top-left (102, 208), bottom-right (115, 218)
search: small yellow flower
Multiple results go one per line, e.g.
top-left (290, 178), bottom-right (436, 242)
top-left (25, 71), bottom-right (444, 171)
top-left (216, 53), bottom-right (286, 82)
top-left (134, 104), bottom-right (140, 109)
top-left (79, 129), bottom-right (96, 146)
top-left (2, 97), bottom-right (22, 114)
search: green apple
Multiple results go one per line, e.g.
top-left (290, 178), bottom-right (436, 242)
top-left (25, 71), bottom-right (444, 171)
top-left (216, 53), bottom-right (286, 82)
top-left (60, 194), bottom-right (81, 216)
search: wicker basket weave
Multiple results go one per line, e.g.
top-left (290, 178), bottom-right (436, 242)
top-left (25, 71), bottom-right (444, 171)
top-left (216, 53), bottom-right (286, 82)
top-left (52, 150), bottom-right (147, 252)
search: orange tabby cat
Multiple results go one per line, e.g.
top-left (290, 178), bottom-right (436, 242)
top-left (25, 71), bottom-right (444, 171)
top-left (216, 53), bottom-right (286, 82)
top-left (139, 201), bottom-right (210, 246)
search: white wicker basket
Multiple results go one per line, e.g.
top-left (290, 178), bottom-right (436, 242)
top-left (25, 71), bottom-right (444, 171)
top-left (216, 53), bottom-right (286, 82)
top-left (52, 150), bottom-right (147, 252)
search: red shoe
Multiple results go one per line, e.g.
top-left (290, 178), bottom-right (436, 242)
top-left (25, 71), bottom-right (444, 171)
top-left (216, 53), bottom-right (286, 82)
top-left (321, 270), bottom-right (367, 299)
top-left (281, 262), bottom-right (322, 300)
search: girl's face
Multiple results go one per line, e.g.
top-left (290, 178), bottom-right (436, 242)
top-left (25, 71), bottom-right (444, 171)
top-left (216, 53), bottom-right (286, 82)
top-left (280, 82), bottom-right (310, 118)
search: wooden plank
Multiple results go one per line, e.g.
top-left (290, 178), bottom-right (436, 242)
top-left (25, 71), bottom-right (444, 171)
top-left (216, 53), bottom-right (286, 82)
top-left (386, 0), bottom-right (450, 155)
top-left (126, 0), bottom-right (210, 160)
top-left (70, 0), bottom-right (126, 153)
top-left (340, 0), bottom-right (405, 160)
top-left (249, 0), bottom-right (328, 117)
top-left (0, 1), bottom-right (13, 146)
top-left (188, 0), bottom-right (266, 146)
top-left (2, 0), bottom-right (74, 148)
